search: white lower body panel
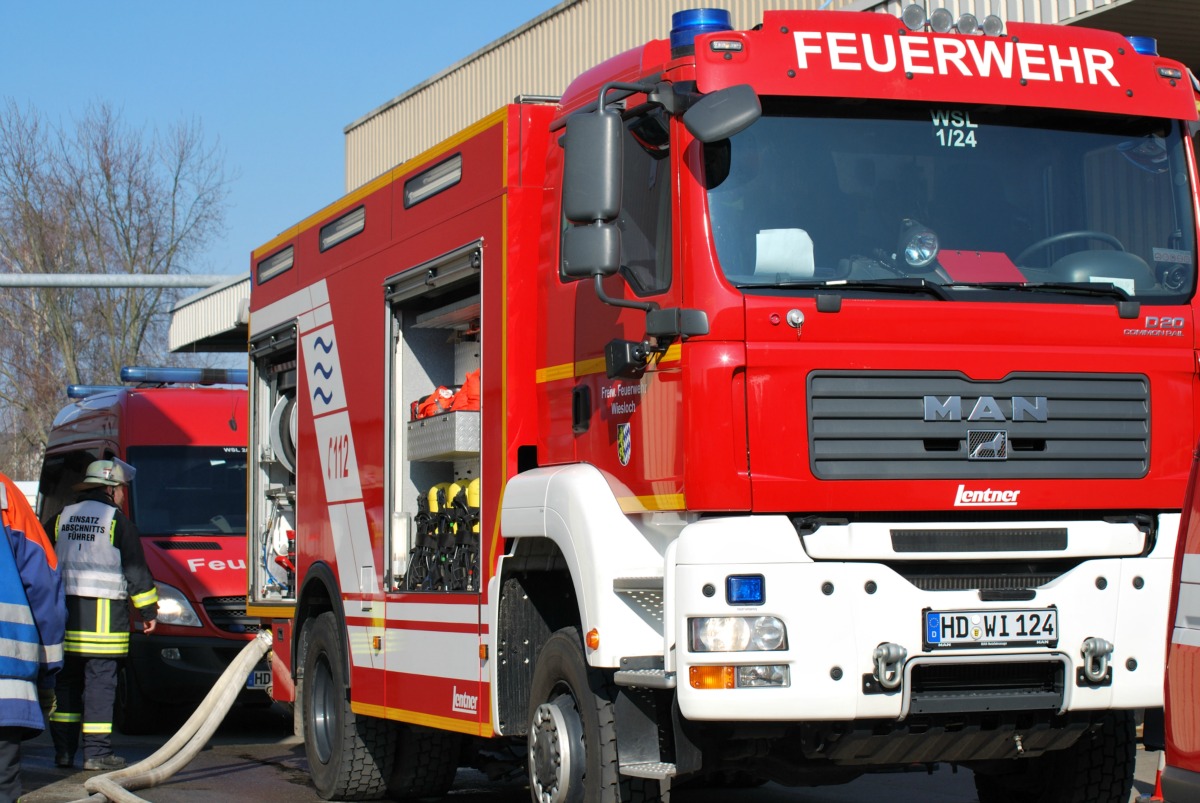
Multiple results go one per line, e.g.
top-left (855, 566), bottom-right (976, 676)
top-left (672, 514), bottom-right (1175, 723)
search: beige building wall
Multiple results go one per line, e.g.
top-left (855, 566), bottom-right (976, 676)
top-left (343, 0), bottom-right (862, 191)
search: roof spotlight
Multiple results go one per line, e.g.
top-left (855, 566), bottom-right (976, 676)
top-left (929, 8), bottom-right (954, 34)
top-left (901, 4), bottom-right (927, 31)
top-left (982, 14), bottom-right (1004, 36)
top-left (956, 13), bottom-right (980, 35)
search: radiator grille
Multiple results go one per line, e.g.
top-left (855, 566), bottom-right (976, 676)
top-left (809, 372), bottom-right (1148, 480)
top-left (891, 528), bottom-right (1068, 552)
top-left (203, 597), bottom-right (260, 635)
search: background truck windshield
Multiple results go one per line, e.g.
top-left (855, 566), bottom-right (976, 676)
top-left (126, 446), bottom-right (247, 535)
top-left (705, 99), bottom-right (1196, 301)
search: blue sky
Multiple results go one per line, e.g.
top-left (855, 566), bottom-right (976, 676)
top-left (3, 1), bottom-right (559, 279)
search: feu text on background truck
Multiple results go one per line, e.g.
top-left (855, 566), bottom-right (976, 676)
top-left (244, 6), bottom-right (1200, 802)
top-left (38, 367), bottom-right (265, 733)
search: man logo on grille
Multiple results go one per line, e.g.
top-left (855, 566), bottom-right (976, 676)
top-left (968, 430), bottom-right (1007, 460)
top-left (617, 423), bottom-right (632, 467)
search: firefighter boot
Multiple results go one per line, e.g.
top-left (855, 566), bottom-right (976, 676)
top-left (83, 754), bottom-right (127, 771)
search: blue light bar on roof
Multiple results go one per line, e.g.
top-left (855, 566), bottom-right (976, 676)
top-left (119, 366), bottom-right (248, 386)
top-left (1126, 36), bottom-right (1158, 56)
top-left (67, 385), bottom-right (122, 399)
top-left (670, 8), bottom-right (733, 56)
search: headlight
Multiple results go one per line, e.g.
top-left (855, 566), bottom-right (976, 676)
top-left (154, 582), bottom-right (202, 627)
top-left (689, 616), bottom-right (787, 652)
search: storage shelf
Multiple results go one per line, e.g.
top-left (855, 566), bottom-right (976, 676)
top-left (406, 411), bottom-right (480, 461)
top-left (413, 295), bottom-right (480, 330)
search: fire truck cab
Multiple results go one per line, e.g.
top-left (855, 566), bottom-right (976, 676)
top-left (38, 366), bottom-right (262, 732)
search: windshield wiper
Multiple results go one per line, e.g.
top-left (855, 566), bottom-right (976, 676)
top-left (736, 277), bottom-right (953, 299)
top-left (948, 281), bottom-right (1132, 301)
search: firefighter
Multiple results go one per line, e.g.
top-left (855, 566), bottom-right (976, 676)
top-left (0, 472), bottom-right (65, 803)
top-left (49, 459), bottom-right (158, 772)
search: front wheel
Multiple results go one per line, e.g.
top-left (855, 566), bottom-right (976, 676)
top-left (527, 627), bottom-right (662, 803)
top-left (303, 612), bottom-right (394, 800)
top-left (973, 711), bottom-right (1135, 803)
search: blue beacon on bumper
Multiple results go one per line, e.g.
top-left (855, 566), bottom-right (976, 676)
top-left (726, 574), bottom-right (766, 606)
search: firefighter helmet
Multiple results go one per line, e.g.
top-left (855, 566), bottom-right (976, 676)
top-left (76, 458), bottom-right (137, 489)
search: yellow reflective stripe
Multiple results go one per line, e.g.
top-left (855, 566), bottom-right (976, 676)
top-left (65, 644), bottom-right (129, 655)
top-left (536, 343), bottom-right (683, 383)
top-left (130, 587), bottom-right (158, 607)
top-left (65, 631), bottom-right (129, 642)
top-left (98, 599), bottom-right (110, 634)
top-left (109, 518), bottom-right (116, 544)
top-left (49, 712), bottom-right (81, 723)
top-left (82, 722), bottom-right (112, 734)
top-left (65, 627), bottom-right (130, 655)
top-left (65, 643), bottom-right (128, 652)
top-left (64, 641), bottom-right (129, 649)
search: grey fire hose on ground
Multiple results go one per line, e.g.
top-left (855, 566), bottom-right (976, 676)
top-left (68, 630), bottom-right (273, 803)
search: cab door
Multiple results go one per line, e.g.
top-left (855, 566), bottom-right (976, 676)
top-left (570, 109), bottom-right (685, 508)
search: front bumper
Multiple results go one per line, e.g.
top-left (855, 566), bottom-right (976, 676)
top-left (671, 515), bottom-right (1174, 723)
top-left (126, 633), bottom-right (267, 706)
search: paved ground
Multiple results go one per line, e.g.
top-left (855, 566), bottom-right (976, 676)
top-left (15, 705), bottom-right (1163, 802)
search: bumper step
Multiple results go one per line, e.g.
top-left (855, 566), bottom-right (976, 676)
top-left (614, 668), bottom-right (676, 689)
top-left (621, 761), bottom-right (677, 779)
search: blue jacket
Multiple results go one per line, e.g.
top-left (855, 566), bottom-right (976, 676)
top-left (0, 473), bottom-right (66, 733)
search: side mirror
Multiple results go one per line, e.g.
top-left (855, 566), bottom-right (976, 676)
top-left (562, 225), bottom-right (621, 279)
top-left (563, 109), bottom-right (622, 223)
top-left (682, 84), bottom-right (761, 144)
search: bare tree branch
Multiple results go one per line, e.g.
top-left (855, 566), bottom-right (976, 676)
top-left (0, 100), bottom-right (230, 475)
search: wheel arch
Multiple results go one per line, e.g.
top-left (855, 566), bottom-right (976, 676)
top-left (499, 463), bottom-right (667, 664)
top-left (294, 560), bottom-right (345, 681)
top-left (493, 537), bottom-right (581, 736)
top-left (495, 463), bottom-right (669, 736)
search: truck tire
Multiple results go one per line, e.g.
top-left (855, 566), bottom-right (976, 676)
top-left (387, 722), bottom-right (460, 799)
top-left (972, 711), bottom-right (1135, 803)
top-left (302, 612), bottom-right (394, 800)
top-left (527, 627), bottom-right (663, 803)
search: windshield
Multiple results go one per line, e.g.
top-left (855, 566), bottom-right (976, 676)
top-left (705, 100), bottom-right (1196, 302)
top-left (127, 446), bottom-right (247, 535)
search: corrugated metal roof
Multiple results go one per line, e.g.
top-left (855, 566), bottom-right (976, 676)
top-left (168, 273), bottom-right (250, 353)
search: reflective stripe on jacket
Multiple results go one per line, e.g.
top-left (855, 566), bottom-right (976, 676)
top-left (0, 473), bottom-right (66, 732)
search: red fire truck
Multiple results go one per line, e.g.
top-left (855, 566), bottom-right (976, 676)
top-left (246, 6), bottom-right (1200, 802)
top-left (38, 366), bottom-right (263, 733)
